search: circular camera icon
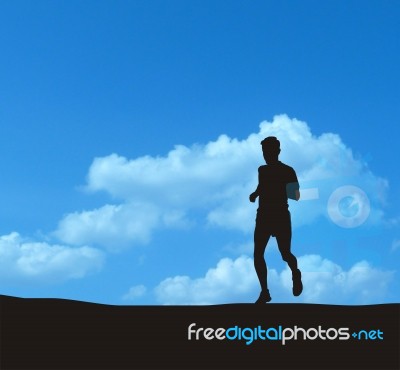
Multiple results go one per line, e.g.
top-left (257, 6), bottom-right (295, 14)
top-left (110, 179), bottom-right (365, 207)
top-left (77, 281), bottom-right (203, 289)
top-left (327, 185), bottom-right (370, 228)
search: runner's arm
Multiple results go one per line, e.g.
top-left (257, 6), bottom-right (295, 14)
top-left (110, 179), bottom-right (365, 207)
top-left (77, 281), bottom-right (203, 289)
top-left (249, 187), bottom-right (259, 202)
top-left (250, 166), bottom-right (263, 202)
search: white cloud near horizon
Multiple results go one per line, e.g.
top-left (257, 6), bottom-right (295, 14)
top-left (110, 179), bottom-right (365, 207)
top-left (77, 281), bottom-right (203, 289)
top-left (155, 255), bottom-right (259, 305)
top-left (55, 115), bottom-right (388, 250)
top-left (154, 254), bottom-right (394, 305)
top-left (0, 232), bottom-right (104, 283)
top-left (122, 284), bottom-right (147, 301)
top-left (280, 255), bottom-right (394, 304)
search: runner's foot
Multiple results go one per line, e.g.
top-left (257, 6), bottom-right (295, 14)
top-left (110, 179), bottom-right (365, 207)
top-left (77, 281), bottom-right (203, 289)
top-left (255, 289), bottom-right (272, 304)
top-left (292, 269), bottom-right (303, 296)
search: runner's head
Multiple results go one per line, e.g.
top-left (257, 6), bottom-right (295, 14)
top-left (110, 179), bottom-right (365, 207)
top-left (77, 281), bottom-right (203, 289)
top-left (261, 136), bottom-right (280, 164)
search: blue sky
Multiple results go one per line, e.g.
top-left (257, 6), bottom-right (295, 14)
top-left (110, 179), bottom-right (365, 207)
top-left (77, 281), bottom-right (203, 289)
top-left (0, 0), bottom-right (399, 305)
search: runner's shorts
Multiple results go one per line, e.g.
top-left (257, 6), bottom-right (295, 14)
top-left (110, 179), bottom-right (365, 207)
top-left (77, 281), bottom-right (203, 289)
top-left (255, 209), bottom-right (291, 237)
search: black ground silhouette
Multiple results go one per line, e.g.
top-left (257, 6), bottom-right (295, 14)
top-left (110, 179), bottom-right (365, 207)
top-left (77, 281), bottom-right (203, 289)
top-left (0, 295), bottom-right (398, 370)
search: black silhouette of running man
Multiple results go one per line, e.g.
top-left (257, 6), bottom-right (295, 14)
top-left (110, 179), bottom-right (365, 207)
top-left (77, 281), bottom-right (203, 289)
top-left (250, 136), bottom-right (303, 303)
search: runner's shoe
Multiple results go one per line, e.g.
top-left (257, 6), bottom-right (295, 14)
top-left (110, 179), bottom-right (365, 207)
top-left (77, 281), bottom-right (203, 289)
top-left (255, 289), bottom-right (272, 304)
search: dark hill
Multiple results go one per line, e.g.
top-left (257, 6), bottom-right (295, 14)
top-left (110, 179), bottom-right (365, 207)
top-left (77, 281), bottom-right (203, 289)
top-left (0, 295), bottom-right (398, 370)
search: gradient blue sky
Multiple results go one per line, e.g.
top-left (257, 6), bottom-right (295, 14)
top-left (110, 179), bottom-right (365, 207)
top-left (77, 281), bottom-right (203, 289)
top-left (0, 0), bottom-right (399, 305)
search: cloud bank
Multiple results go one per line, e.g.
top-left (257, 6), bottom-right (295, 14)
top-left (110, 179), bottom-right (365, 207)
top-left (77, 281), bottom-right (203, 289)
top-left (155, 254), bottom-right (394, 305)
top-left (0, 232), bottom-right (104, 283)
top-left (55, 115), bottom-right (388, 250)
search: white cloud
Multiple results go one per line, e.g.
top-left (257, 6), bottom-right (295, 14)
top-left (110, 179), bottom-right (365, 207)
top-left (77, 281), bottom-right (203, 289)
top-left (280, 255), bottom-right (394, 304)
top-left (155, 255), bottom-right (260, 305)
top-left (55, 115), bottom-right (388, 248)
top-left (55, 202), bottom-right (190, 252)
top-left (155, 254), bottom-right (394, 305)
top-left (0, 232), bottom-right (104, 283)
top-left (55, 202), bottom-right (160, 251)
top-left (122, 284), bottom-right (147, 301)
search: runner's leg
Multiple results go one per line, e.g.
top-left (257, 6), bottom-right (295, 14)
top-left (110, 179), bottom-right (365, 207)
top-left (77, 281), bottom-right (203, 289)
top-left (275, 212), bottom-right (298, 272)
top-left (276, 231), bottom-right (298, 272)
top-left (254, 221), bottom-right (271, 292)
top-left (275, 214), bottom-right (302, 296)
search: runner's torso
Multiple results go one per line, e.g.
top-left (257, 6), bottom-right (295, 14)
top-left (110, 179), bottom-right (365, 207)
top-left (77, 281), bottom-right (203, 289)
top-left (257, 161), bottom-right (299, 214)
